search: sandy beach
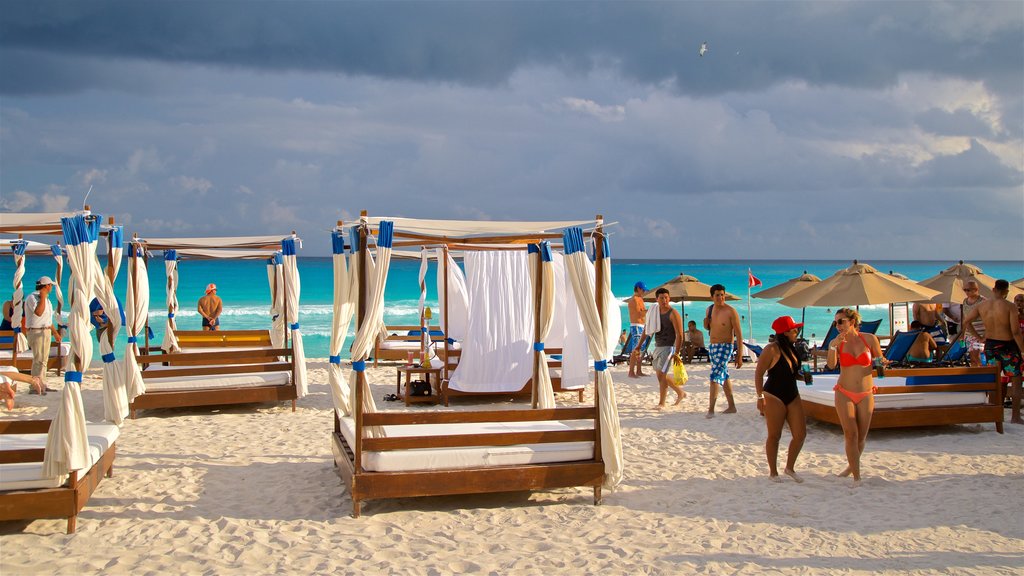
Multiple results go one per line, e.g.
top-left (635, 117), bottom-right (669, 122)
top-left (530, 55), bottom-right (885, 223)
top-left (1, 360), bottom-right (1022, 575)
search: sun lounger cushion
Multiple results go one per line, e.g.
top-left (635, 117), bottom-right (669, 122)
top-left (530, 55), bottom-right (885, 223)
top-left (801, 375), bottom-right (987, 409)
top-left (0, 341), bottom-right (72, 360)
top-left (0, 423), bottom-right (119, 491)
top-left (141, 366), bottom-right (291, 391)
top-left (338, 417), bottom-right (593, 473)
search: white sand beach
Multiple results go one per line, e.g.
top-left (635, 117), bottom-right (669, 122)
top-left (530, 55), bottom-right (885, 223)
top-left (1, 360), bottom-right (1022, 575)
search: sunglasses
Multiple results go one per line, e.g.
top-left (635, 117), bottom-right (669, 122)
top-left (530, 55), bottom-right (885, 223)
top-left (835, 318), bottom-right (848, 325)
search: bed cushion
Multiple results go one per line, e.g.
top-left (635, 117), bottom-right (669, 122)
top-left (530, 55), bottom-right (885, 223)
top-left (801, 374), bottom-right (988, 409)
top-left (0, 423), bottom-right (119, 491)
top-left (140, 368), bottom-right (291, 391)
top-left (339, 417), bottom-right (593, 472)
top-left (0, 341), bottom-right (72, 360)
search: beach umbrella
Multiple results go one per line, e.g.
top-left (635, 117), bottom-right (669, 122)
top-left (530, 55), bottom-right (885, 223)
top-left (1014, 278), bottom-right (1024, 289)
top-left (918, 261), bottom-right (1024, 302)
top-left (778, 261), bottom-right (939, 308)
top-left (752, 271), bottom-right (821, 330)
top-left (642, 274), bottom-right (740, 326)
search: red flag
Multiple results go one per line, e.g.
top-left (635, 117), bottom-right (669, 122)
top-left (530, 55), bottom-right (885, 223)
top-left (748, 269), bottom-right (762, 288)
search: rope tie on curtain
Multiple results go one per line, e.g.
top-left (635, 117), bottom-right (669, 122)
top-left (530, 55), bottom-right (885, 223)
top-left (353, 360), bottom-right (366, 372)
top-left (102, 352), bottom-right (116, 363)
top-left (533, 342), bottom-right (545, 351)
top-left (594, 360), bottom-right (608, 372)
top-left (65, 371), bottom-right (83, 383)
top-left (127, 336), bottom-right (137, 343)
top-left (329, 355), bottom-right (341, 364)
top-left (290, 322), bottom-right (300, 330)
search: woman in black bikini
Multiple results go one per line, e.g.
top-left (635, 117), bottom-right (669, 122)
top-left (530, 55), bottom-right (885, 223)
top-left (754, 316), bottom-right (807, 483)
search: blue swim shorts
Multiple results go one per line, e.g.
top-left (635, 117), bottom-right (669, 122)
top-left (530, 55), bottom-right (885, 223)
top-left (709, 342), bottom-right (733, 385)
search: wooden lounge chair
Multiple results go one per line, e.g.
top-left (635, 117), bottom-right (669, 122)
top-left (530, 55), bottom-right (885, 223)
top-left (372, 325), bottom-right (452, 367)
top-left (0, 419), bottom-right (118, 534)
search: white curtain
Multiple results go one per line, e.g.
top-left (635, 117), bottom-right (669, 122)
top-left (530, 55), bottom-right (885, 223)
top-left (124, 242), bottom-right (149, 401)
top-left (267, 253), bottom-right (286, 349)
top-left (418, 249), bottom-right (430, 357)
top-left (329, 228), bottom-right (358, 415)
top-left (44, 214), bottom-right (95, 478)
top-left (348, 221), bottom-right (392, 438)
top-left (50, 244), bottom-right (66, 330)
top-left (562, 227), bottom-right (623, 490)
top-left (436, 248), bottom-right (469, 342)
top-left (447, 250), bottom-right (534, 393)
top-left (549, 253), bottom-right (589, 390)
top-left (529, 243), bottom-right (556, 408)
top-left (9, 241), bottom-right (29, 353)
top-left (97, 226), bottom-right (128, 425)
top-left (161, 251), bottom-right (180, 352)
top-left (281, 238), bottom-right (307, 397)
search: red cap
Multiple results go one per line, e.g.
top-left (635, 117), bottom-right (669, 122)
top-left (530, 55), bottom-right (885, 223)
top-left (771, 315), bottom-right (804, 334)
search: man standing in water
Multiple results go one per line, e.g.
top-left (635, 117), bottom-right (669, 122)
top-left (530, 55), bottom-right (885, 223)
top-left (704, 284), bottom-right (743, 418)
top-left (641, 287), bottom-right (685, 409)
top-left (963, 279), bottom-right (1024, 424)
top-left (198, 283), bottom-right (223, 331)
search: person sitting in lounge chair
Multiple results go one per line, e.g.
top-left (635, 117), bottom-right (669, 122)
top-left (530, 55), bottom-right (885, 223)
top-left (907, 321), bottom-right (938, 363)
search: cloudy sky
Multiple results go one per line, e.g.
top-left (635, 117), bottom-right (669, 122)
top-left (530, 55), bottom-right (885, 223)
top-left (2, 1), bottom-right (1022, 259)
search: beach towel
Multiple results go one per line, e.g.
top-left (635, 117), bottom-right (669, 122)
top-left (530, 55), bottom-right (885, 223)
top-left (643, 304), bottom-right (661, 336)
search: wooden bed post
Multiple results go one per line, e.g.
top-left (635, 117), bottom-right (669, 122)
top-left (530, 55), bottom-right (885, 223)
top-left (104, 217), bottom-right (117, 352)
top-left (442, 245), bottom-right (450, 381)
top-left (334, 220), bottom-right (344, 438)
top-left (354, 212), bottom-right (368, 494)
top-left (593, 215), bottom-right (605, 468)
top-left (531, 245), bottom-right (543, 409)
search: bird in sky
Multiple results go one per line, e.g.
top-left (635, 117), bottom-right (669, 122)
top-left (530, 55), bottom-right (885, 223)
top-left (699, 41), bottom-right (708, 57)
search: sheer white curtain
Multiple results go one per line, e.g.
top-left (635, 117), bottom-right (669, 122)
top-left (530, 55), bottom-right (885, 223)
top-left (97, 226), bottom-right (128, 425)
top-left (124, 242), bottom-right (149, 401)
top-left (549, 253), bottom-right (589, 390)
top-left (418, 249), bottom-right (430, 357)
top-left (447, 250), bottom-right (533, 393)
top-left (436, 248), bottom-right (468, 342)
top-left (161, 251), bottom-right (180, 352)
top-left (44, 214), bottom-right (95, 478)
top-left (562, 227), bottom-right (623, 490)
top-left (50, 244), bottom-right (66, 330)
top-left (529, 243), bottom-right (556, 408)
top-left (347, 221), bottom-right (392, 438)
top-left (267, 253), bottom-right (286, 349)
top-left (329, 228), bottom-right (358, 415)
top-left (281, 237), bottom-right (307, 397)
top-left (9, 241), bottom-right (28, 352)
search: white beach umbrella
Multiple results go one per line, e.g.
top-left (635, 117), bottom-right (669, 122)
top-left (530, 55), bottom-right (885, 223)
top-left (161, 250), bottom-right (180, 352)
top-left (562, 227), bottom-right (622, 490)
top-left (528, 242), bottom-right (557, 409)
top-left (9, 241), bottom-right (29, 353)
top-left (281, 237), bottom-right (307, 397)
top-left (97, 226), bottom-right (127, 425)
top-left (267, 253), bottom-right (286, 349)
top-left (124, 242), bottom-right (149, 401)
top-left (348, 220), bottom-right (392, 438)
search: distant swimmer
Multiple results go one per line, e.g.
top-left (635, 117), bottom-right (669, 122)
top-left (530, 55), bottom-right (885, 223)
top-left (699, 41), bottom-right (708, 57)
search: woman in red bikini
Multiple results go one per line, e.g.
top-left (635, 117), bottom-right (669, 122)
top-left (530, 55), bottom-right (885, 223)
top-left (825, 307), bottom-right (885, 486)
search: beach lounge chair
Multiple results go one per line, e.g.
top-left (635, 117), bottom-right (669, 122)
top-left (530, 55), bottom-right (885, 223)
top-left (883, 330), bottom-right (922, 364)
top-left (938, 339), bottom-right (967, 364)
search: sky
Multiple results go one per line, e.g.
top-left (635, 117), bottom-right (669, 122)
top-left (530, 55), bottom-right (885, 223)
top-left (1, 1), bottom-right (1022, 260)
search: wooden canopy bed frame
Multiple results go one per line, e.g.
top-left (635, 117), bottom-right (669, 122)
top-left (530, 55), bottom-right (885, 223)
top-left (801, 366), bottom-right (1004, 433)
top-left (332, 213), bottom-right (613, 516)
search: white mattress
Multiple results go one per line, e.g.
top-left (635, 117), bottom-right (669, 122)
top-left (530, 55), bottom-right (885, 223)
top-left (0, 341), bottom-right (72, 360)
top-left (339, 416), bottom-right (593, 472)
top-left (141, 365), bottom-right (291, 391)
top-left (801, 374), bottom-right (987, 409)
top-left (0, 423), bottom-right (119, 491)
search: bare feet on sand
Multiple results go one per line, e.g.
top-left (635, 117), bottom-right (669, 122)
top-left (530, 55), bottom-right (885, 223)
top-left (722, 407), bottom-right (737, 414)
top-left (705, 411), bottom-right (715, 419)
top-left (768, 474), bottom-right (782, 483)
top-left (674, 391), bottom-right (686, 405)
top-left (655, 404), bottom-right (666, 411)
top-left (837, 466), bottom-right (852, 478)
top-left (784, 469), bottom-right (804, 483)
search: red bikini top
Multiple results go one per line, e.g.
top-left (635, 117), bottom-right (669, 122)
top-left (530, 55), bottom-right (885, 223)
top-left (838, 334), bottom-right (872, 367)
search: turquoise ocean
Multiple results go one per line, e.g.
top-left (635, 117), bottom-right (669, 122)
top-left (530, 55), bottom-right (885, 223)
top-left (3, 257), bottom-right (1022, 361)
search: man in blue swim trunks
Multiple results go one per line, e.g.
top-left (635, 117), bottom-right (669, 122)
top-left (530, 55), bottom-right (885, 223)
top-left (626, 281), bottom-right (649, 378)
top-left (703, 284), bottom-right (743, 418)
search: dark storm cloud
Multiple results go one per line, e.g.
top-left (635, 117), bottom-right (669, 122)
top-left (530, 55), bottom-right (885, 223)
top-left (2, 1), bottom-right (1022, 97)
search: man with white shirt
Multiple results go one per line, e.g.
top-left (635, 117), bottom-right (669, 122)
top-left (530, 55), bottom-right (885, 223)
top-left (24, 276), bottom-right (61, 392)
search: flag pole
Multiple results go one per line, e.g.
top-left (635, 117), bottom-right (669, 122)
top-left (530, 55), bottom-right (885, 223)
top-left (747, 268), bottom-right (753, 344)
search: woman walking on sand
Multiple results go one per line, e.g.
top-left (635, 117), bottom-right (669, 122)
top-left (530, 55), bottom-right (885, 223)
top-left (826, 307), bottom-right (886, 486)
top-left (754, 316), bottom-right (807, 483)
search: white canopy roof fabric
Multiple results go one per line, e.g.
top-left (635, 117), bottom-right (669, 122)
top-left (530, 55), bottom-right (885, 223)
top-left (139, 235), bottom-right (296, 250)
top-left (0, 239), bottom-right (56, 255)
top-left (0, 212), bottom-right (74, 235)
top-left (366, 217), bottom-right (600, 238)
top-left (167, 248), bottom-right (281, 260)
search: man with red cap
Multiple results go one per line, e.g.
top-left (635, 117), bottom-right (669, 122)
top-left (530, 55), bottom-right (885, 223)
top-left (198, 283), bottom-right (223, 331)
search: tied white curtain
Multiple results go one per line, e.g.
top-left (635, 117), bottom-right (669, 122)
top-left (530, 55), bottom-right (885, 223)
top-left (50, 244), bottom-right (66, 329)
top-left (267, 253), bottom-right (286, 349)
top-left (529, 243), bottom-right (557, 408)
top-left (44, 214), bottom-right (97, 478)
top-left (329, 228), bottom-right (358, 415)
top-left (550, 253), bottom-right (589, 390)
top-left (436, 248), bottom-right (468, 342)
top-left (448, 250), bottom-right (534, 393)
top-left (97, 226), bottom-right (128, 425)
top-left (9, 241), bottom-right (28, 352)
top-left (562, 227), bottom-right (623, 490)
top-left (418, 249), bottom-right (430, 358)
top-left (124, 243), bottom-right (149, 401)
top-left (161, 251), bottom-right (180, 352)
top-left (281, 238), bottom-right (307, 397)
top-left (348, 220), bottom-right (392, 438)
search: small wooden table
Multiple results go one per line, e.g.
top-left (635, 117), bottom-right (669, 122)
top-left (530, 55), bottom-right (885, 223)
top-left (395, 365), bottom-right (442, 406)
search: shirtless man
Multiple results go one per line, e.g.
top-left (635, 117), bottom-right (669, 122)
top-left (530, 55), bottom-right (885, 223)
top-left (703, 284), bottom-right (743, 418)
top-left (963, 279), bottom-right (1024, 424)
top-left (640, 288), bottom-right (685, 409)
top-left (197, 283), bottom-right (223, 331)
top-left (626, 281), bottom-right (648, 378)
top-left (913, 301), bottom-right (947, 345)
top-left (907, 321), bottom-right (938, 363)
top-left (682, 320), bottom-right (705, 363)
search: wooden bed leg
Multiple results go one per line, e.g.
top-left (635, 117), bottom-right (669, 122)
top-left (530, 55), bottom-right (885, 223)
top-left (578, 390), bottom-right (584, 402)
top-left (129, 407), bottom-right (136, 420)
top-left (996, 421), bottom-right (1003, 434)
top-left (291, 399), bottom-right (297, 412)
top-left (67, 515), bottom-right (76, 534)
top-left (593, 485), bottom-right (602, 505)
top-left (352, 499), bottom-right (361, 518)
